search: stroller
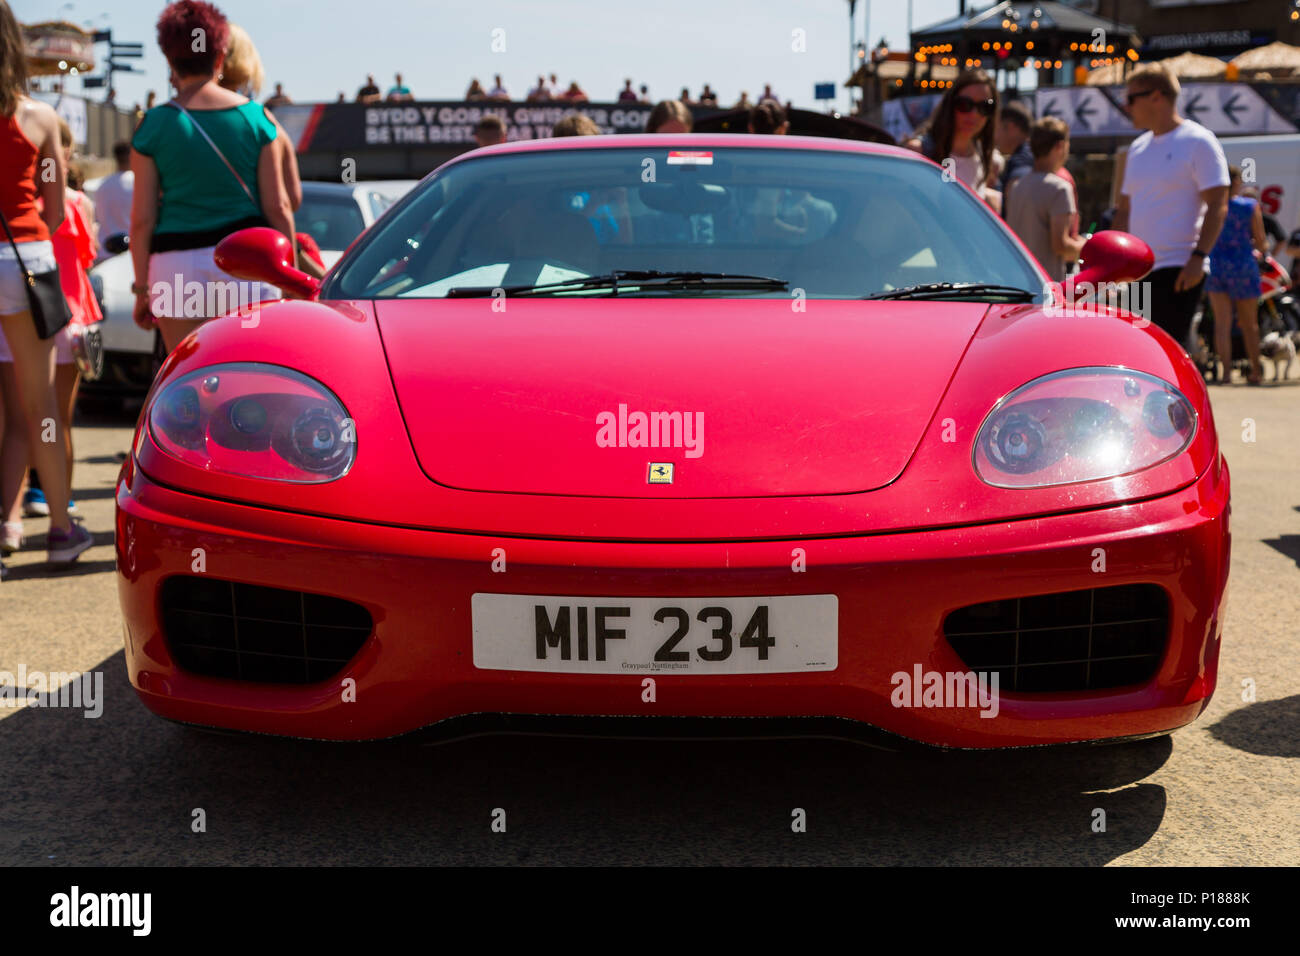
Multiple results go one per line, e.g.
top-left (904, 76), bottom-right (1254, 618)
top-left (1191, 255), bottom-right (1300, 381)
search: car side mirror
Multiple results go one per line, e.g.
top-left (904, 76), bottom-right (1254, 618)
top-left (214, 227), bottom-right (320, 301)
top-left (1070, 230), bottom-right (1154, 300)
top-left (104, 233), bottom-right (129, 255)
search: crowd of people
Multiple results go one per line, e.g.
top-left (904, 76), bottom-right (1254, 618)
top-left (322, 72), bottom-right (784, 110)
top-left (123, 73), bottom-right (786, 116)
top-left (0, 0), bottom-right (318, 578)
top-left (905, 62), bottom-right (1292, 385)
top-left (2, 0), bottom-right (1294, 581)
top-left (469, 76), bottom-right (783, 111)
top-left (470, 94), bottom-right (702, 146)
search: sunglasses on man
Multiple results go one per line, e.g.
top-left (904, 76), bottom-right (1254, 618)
top-left (1125, 88), bottom-right (1157, 107)
top-left (953, 95), bottom-right (996, 117)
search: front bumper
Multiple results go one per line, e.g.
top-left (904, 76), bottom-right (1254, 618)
top-left (116, 459), bottom-right (1230, 748)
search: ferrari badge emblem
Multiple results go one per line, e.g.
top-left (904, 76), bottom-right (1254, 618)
top-left (647, 463), bottom-right (674, 484)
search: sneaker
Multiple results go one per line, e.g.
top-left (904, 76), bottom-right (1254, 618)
top-left (0, 521), bottom-right (22, 556)
top-left (46, 523), bottom-right (93, 565)
top-left (67, 499), bottom-right (79, 516)
top-left (22, 488), bottom-right (49, 517)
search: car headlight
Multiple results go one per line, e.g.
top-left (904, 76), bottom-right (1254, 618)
top-left (148, 363), bottom-right (355, 482)
top-left (974, 367), bottom-right (1195, 488)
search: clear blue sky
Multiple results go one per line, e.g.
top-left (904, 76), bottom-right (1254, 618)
top-left (17, 0), bottom-right (965, 112)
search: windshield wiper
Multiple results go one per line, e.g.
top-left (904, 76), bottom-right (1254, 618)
top-left (862, 282), bottom-right (1036, 302)
top-left (446, 270), bottom-right (789, 297)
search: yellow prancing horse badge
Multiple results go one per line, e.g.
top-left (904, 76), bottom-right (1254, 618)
top-left (647, 463), bottom-right (674, 484)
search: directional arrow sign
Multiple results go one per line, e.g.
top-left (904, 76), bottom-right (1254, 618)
top-left (1074, 96), bottom-right (1098, 132)
top-left (1041, 95), bottom-right (1064, 121)
top-left (1221, 92), bottom-right (1246, 126)
top-left (1184, 92), bottom-right (1207, 123)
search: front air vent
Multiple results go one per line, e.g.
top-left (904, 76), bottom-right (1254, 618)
top-left (161, 576), bottom-right (372, 684)
top-left (943, 584), bottom-right (1168, 693)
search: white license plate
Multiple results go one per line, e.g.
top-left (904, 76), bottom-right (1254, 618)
top-left (472, 594), bottom-right (838, 674)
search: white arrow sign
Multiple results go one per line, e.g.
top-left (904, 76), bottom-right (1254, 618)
top-left (1178, 83), bottom-right (1296, 135)
top-left (1034, 88), bottom-right (1133, 137)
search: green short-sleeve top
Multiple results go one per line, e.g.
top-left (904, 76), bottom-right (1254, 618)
top-left (132, 101), bottom-right (278, 241)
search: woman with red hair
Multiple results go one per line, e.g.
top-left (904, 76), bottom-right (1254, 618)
top-left (219, 22), bottom-right (326, 280)
top-left (129, 0), bottom-right (296, 352)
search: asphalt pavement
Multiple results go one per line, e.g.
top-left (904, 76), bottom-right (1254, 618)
top-left (1, 378), bottom-right (1297, 866)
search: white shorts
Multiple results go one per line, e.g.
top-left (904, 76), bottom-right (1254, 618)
top-left (0, 240), bottom-right (56, 316)
top-left (0, 240), bottom-right (72, 364)
top-left (148, 246), bottom-right (280, 318)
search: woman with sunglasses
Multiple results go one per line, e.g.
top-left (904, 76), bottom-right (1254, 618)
top-left (905, 69), bottom-right (999, 205)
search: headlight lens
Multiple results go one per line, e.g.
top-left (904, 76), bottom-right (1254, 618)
top-left (974, 368), bottom-right (1196, 488)
top-left (148, 363), bottom-right (355, 482)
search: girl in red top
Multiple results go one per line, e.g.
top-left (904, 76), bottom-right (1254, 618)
top-left (0, 118), bottom-right (102, 555)
top-left (0, 0), bottom-right (93, 571)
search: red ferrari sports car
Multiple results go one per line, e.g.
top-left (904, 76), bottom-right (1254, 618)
top-left (116, 134), bottom-right (1230, 748)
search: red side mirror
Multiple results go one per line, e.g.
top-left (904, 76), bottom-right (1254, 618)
top-left (1070, 230), bottom-right (1154, 300)
top-left (214, 227), bottom-right (320, 301)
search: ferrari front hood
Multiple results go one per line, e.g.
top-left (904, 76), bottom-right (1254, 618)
top-left (374, 298), bottom-right (987, 498)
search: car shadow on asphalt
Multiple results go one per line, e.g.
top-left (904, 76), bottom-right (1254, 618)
top-left (1262, 534), bottom-right (1300, 569)
top-left (1206, 695), bottom-right (1299, 759)
top-left (4, 560), bottom-right (118, 581)
top-left (62, 486), bottom-right (118, 503)
top-left (1, 649), bottom-right (1175, 865)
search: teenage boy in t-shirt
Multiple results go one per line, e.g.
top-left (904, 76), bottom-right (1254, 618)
top-left (1007, 117), bottom-right (1085, 283)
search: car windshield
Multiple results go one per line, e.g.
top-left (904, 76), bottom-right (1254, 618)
top-left (297, 190), bottom-right (367, 252)
top-left (326, 145), bottom-right (1043, 300)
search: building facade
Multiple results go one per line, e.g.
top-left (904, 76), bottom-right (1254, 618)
top-left (1079, 0), bottom-right (1300, 58)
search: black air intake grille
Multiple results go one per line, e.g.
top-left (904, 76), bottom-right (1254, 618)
top-left (943, 584), bottom-right (1168, 693)
top-left (161, 576), bottom-right (372, 684)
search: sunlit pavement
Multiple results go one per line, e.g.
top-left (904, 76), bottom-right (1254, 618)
top-left (2, 378), bottom-right (1296, 866)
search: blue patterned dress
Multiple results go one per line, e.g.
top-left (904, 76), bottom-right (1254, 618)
top-left (1206, 196), bottom-right (1262, 300)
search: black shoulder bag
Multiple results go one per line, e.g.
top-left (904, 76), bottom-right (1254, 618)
top-left (0, 207), bottom-right (71, 339)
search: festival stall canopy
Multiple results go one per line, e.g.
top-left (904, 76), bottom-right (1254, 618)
top-left (910, 1), bottom-right (1139, 56)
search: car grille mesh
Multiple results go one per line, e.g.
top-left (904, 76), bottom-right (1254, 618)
top-left (943, 584), bottom-right (1168, 693)
top-left (161, 576), bottom-right (372, 684)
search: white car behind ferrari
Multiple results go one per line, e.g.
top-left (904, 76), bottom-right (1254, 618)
top-left (85, 179), bottom-right (416, 397)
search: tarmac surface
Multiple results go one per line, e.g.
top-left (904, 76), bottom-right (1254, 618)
top-left (2, 376), bottom-right (1297, 866)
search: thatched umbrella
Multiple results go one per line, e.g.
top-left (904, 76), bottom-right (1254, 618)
top-left (1230, 41), bottom-right (1300, 78)
top-left (1155, 51), bottom-right (1227, 80)
top-left (1086, 50), bottom-right (1228, 86)
top-left (1084, 60), bottom-right (1127, 86)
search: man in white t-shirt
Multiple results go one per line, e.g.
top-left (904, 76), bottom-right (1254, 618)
top-left (1114, 63), bottom-right (1229, 350)
top-left (92, 141), bottom-right (134, 260)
